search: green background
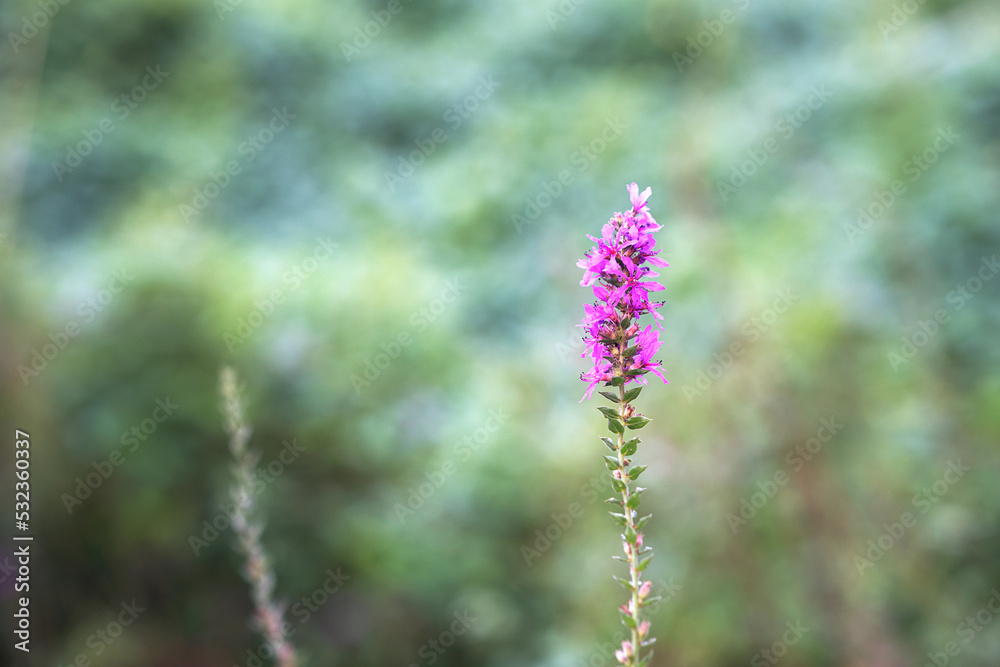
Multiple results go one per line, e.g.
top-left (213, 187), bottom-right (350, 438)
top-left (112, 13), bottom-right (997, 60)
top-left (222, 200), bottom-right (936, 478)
top-left (2, 0), bottom-right (999, 665)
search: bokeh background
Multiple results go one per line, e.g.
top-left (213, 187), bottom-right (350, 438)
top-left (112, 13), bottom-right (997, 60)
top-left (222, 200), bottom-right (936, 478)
top-left (2, 0), bottom-right (1000, 665)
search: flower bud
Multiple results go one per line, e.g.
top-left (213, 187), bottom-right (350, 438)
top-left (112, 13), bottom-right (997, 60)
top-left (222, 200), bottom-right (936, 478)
top-left (638, 580), bottom-right (652, 600)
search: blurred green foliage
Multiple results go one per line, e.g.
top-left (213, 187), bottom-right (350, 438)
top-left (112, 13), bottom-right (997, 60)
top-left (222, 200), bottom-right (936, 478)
top-left (1, 0), bottom-right (1000, 665)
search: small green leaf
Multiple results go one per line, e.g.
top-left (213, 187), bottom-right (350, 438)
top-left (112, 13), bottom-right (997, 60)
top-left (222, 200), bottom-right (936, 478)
top-left (599, 390), bottom-right (620, 403)
top-left (608, 512), bottom-right (628, 525)
top-left (620, 612), bottom-right (638, 629)
top-left (626, 494), bottom-right (641, 509)
top-left (598, 406), bottom-right (620, 420)
top-left (628, 465), bottom-right (648, 480)
top-left (604, 455), bottom-right (620, 471)
top-left (635, 514), bottom-right (652, 530)
top-left (604, 497), bottom-right (623, 505)
top-left (623, 344), bottom-right (639, 358)
top-left (611, 478), bottom-right (627, 493)
top-left (623, 386), bottom-right (642, 402)
top-left (620, 317), bottom-right (631, 330)
top-left (608, 419), bottom-right (625, 434)
top-left (621, 438), bottom-right (639, 456)
top-left (600, 436), bottom-right (616, 451)
top-left (610, 377), bottom-right (625, 387)
top-left (626, 416), bottom-right (651, 430)
top-left (637, 555), bottom-right (654, 571)
top-left (625, 524), bottom-right (636, 543)
top-left (639, 649), bottom-right (655, 666)
top-left (613, 576), bottom-right (634, 591)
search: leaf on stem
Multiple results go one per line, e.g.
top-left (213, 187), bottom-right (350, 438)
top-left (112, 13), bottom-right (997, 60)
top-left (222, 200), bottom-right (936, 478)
top-left (625, 416), bottom-right (651, 430)
top-left (619, 611), bottom-right (638, 629)
top-left (628, 465), bottom-right (647, 480)
top-left (598, 406), bottom-right (620, 420)
top-left (623, 386), bottom-right (642, 402)
top-left (613, 576), bottom-right (635, 592)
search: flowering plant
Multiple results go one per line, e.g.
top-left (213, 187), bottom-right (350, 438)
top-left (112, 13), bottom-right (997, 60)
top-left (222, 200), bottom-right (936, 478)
top-left (577, 183), bottom-right (668, 667)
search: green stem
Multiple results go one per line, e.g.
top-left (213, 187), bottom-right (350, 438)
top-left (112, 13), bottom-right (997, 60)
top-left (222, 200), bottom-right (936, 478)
top-left (616, 371), bottom-right (642, 665)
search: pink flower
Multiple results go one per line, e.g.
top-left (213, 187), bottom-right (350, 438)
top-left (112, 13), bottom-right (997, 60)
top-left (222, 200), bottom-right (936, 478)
top-left (628, 182), bottom-right (651, 211)
top-left (638, 580), bottom-right (652, 600)
top-left (615, 640), bottom-right (634, 664)
top-left (577, 184), bottom-right (669, 401)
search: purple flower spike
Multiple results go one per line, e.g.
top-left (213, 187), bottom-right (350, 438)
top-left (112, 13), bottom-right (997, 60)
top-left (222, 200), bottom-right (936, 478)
top-left (577, 183), bottom-right (669, 402)
top-left (575, 184), bottom-right (669, 667)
